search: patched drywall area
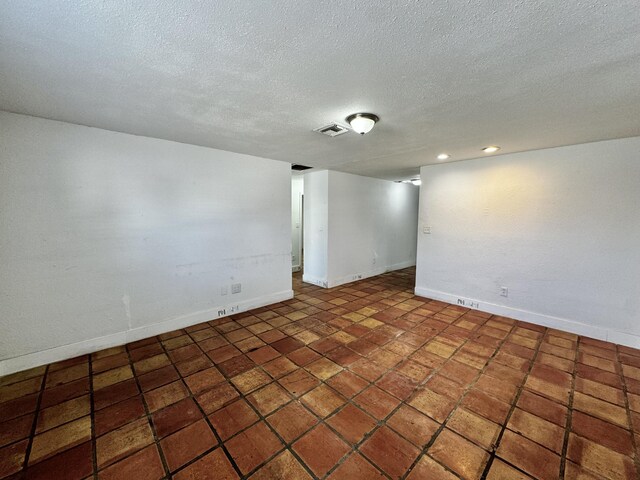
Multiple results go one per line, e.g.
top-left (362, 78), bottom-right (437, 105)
top-left (415, 137), bottom-right (640, 347)
top-left (304, 170), bottom-right (418, 288)
top-left (0, 112), bottom-right (293, 375)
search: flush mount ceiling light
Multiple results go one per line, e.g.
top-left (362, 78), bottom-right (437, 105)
top-left (346, 113), bottom-right (379, 135)
top-left (482, 145), bottom-right (501, 154)
top-left (437, 153), bottom-right (450, 161)
top-left (411, 178), bottom-right (422, 186)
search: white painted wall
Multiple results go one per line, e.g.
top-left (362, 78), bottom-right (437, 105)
top-left (304, 170), bottom-right (419, 288)
top-left (302, 171), bottom-right (329, 287)
top-left (291, 174), bottom-right (304, 272)
top-left (0, 112), bottom-right (293, 375)
top-left (416, 137), bottom-right (640, 347)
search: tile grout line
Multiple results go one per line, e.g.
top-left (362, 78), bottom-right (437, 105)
top-left (477, 326), bottom-right (547, 479)
top-left (19, 364), bottom-right (49, 475)
top-left (122, 346), bottom-right (173, 479)
top-left (615, 345), bottom-right (640, 479)
top-left (558, 336), bottom-right (581, 479)
top-left (89, 354), bottom-right (98, 480)
top-left (401, 315), bottom-right (523, 480)
top-left (163, 329), bottom-right (260, 480)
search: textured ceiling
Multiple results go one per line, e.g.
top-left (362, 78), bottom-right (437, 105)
top-left (1, 1), bottom-right (639, 180)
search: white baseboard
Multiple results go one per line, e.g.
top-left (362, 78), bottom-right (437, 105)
top-left (302, 274), bottom-right (328, 288)
top-left (0, 290), bottom-right (294, 377)
top-left (414, 287), bottom-right (640, 349)
top-left (328, 260), bottom-right (416, 289)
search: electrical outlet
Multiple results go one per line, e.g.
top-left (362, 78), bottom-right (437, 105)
top-left (423, 226), bottom-right (431, 234)
top-left (500, 287), bottom-right (508, 297)
top-left (231, 283), bottom-right (241, 294)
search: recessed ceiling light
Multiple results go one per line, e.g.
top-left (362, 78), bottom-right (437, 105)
top-left (482, 146), bottom-right (500, 154)
top-left (437, 153), bottom-right (450, 161)
top-left (346, 113), bottom-right (379, 135)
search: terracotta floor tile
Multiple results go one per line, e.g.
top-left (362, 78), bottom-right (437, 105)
top-left (0, 439), bottom-right (28, 478)
top-left (96, 418), bottom-right (154, 468)
top-left (93, 378), bottom-right (138, 411)
top-left (326, 452), bottom-right (386, 479)
top-left (429, 429), bottom-right (489, 480)
top-left (300, 384), bottom-right (346, 418)
top-left (218, 354), bottom-right (256, 377)
top-left (448, 407), bottom-right (501, 450)
top-left (353, 385), bottom-right (400, 420)
top-left (386, 404), bottom-right (439, 448)
top-left (129, 343), bottom-right (164, 363)
top-left (461, 389), bottom-right (511, 425)
top-left (250, 450), bottom-right (312, 480)
top-left (360, 426), bottom-right (420, 478)
top-left (566, 433), bottom-right (636, 480)
top-left (45, 364), bottom-right (88, 389)
top-left (272, 337), bottom-right (305, 354)
top-left (144, 380), bottom-right (189, 412)
top-left (278, 369), bottom-right (319, 397)
top-left (304, 357), bottom-right (343, 380)
top-left (0, 366), bottom-right (45, 388)
top-left (133, 354), bottom-right (171, 376)
top-left (7, 268), bottom-right (640, 479)
top-left (0, 414), bottom-right (34, 448)
top-left (173, 448), bottom-right (239, 480)
top-left (293, 424), bottom-right (350, 477)
top-left (184, 366), bottom-right (224, 394)
top-left (195, 382), bottom-right (240, 414)
top-left (349, 358), bottom-right (387, 382)
top-left (571, 411), bottom-right (634, 456)
top-left (516, 390), bottom-right (568, 426)
top-left (160, 419), bottom-right (217, 471)
top-left (98, 445), bottom-right (164, 480)
top-left (0, 393), bottom-right (39, 422)
top-left (137, 365), bottom-right (180, 392)
top-left (30, 416), bottom-right (92, 464)
top-left (406, 455), bottom-right (459, 480)
top-left (575, 377), bottom-right (625, 406)
top-left (94, 395), bottom-right (146, 437)
top-left (231, 368), bottom-right (272, 394)
top-left (207, 344), bottom-right (242, 364)
top-left (92, 352), bottom-right (130, 374)
top-left (247, 346), bottom-right (280, 364)
top-left (327, 404), bottom-right (377, 444)
top-left (496, 429), bottom-right (560, 480)
top-left (175, 354), bottom-right (213, 377)
top-left (225, 422), bottom-right (283, 475)
top-left (485, 458), bottom-right (532, 479)
top-left (93, 365), bottom-right (134, 390)
top-left (24, 441), bottom-right (93, 480)
top-left (572, 391), bottom-right (628, 428)
top-left (36, 394), bottom-right (90, 433)
top-left (286, 346), bottom-right (322, 366)
top-left (376, 370), bottom-right (419, 400)
top-left (262, 357), bottom-right (297, 379)
top-left (152, 396), bottom-right (203, 438)
top-left (209, 398), bottom-right (259, 441)
top-left (409, 388), bottom-right (456, 423)
top-left (247, 382), bottom-right (292, 415)
top-left (266, 401), bottom-right (317, 443)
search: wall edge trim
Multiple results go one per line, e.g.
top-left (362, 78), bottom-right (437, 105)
top-left (0, 289), bottom-right (294, 376)
top-left (414, 287), bottom-right (640, 349)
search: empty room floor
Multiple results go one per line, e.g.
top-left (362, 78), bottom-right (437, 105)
top-left (1, 268), bottom-right (639, 479)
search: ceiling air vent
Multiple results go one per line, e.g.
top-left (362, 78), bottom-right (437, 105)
top-left (313, 123), bottom-right (349, 137)
top-left (292, 164), bottom-right (313, 171)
